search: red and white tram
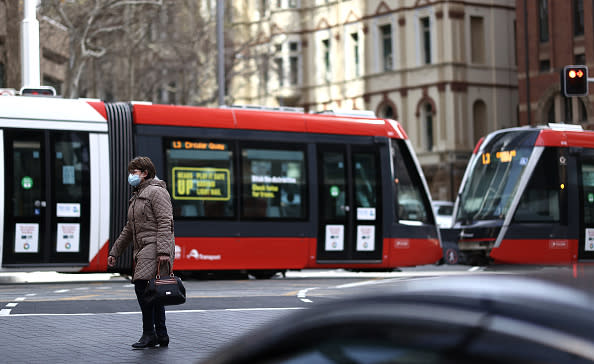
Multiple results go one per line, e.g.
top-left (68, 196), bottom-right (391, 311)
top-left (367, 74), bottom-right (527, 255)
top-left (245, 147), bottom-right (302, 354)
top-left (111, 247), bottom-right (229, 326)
top-left (0, 96), bottom-right (442, 276)
top-left (452, 123), bottom-right (594, 265)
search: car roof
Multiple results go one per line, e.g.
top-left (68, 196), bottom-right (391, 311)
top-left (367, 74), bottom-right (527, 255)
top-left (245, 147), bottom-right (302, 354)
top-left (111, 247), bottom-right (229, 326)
top-left (199, 275), bottom-right (594, 364)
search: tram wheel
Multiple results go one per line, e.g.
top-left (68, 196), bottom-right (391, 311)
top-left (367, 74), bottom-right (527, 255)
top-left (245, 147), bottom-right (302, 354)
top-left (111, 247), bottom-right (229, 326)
top-left (248, 270), bottom-right (283, 279)
top-left (467, 254), bottom-right (490, 267)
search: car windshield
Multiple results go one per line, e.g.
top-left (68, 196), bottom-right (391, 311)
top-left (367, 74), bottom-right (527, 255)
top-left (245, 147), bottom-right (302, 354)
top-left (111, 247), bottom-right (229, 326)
top-left (456, 130), bottom-right (539, 223)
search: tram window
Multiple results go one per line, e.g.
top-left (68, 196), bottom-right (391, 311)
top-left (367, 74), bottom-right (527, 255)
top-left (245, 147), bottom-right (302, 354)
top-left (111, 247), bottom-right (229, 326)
top-left (54, 133), bottom-right (89, 204)
top-left (354, 153), bottom-right (377, 209)
top-left (582, 162), bottom-right (594, 225)
top-left (391, 140), bottom-right (430, 224)
top-left (513, 148), bottom-right (560, 223)
top-left (12, 140), bottom-right (42, 217)
top-left (165, 139), bottom-right (234, 219)
top-left (241, 147), bottom-right (306, 219)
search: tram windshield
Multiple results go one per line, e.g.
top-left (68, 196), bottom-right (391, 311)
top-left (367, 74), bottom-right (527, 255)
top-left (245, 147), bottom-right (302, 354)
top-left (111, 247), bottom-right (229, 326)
top-left (456, 130), bottom-right (540, 223)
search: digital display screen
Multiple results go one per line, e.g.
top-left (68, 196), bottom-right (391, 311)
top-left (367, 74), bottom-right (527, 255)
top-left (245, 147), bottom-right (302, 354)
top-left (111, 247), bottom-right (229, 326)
top-left (481, 150), bottom-right (517, 165)
top-left (171, 140), bottom-right (226, 151)
top-left (172, 167), bottom-right (230, 201)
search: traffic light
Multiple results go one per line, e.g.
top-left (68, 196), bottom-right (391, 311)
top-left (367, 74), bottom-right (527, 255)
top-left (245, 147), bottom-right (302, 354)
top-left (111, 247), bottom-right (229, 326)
top-left (561, 65), bottom-right (588, 97)
top-left (20, 86), bottom-right (56, 97)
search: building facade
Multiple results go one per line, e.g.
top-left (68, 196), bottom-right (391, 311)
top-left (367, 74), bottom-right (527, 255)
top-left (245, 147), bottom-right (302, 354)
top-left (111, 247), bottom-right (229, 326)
top-left (231, 0), bottom-right (518, 201)
top-left (516, 0), bottom-right (593, 126)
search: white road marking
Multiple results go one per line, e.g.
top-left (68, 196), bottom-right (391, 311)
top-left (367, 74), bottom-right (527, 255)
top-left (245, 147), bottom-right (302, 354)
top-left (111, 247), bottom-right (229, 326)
top-left (297, 287), bottom-right (318, 303)
top-left (25, 293), bottom-right (36, 297)
top-left (14, 297), bottom-right (26, 301)
top-left (54, 289), bottom-right (70, 293)
top-left (468, 266), bottom-right (482, 272)
top-left (0, 307), bottom-right (305, 317)
top-left (6, 303), bottom-right (18, 308)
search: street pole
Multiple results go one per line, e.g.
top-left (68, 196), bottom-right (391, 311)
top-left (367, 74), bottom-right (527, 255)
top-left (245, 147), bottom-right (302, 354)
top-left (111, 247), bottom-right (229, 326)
top-left (216, 0), bottom-right (225, 106)
top-left (21, 0), bottom-right (41, 89)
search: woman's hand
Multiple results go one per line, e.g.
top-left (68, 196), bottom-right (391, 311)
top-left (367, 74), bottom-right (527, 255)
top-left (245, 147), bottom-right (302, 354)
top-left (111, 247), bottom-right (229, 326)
top-left (107, 255), bottom-right (116, 267)
top-left (158, 255), bottom-right (170, 263)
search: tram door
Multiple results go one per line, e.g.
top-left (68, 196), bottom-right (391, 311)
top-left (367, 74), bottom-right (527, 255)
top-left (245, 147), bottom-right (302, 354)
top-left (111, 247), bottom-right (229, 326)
top-left (579, 153), bottom-right (594, 260)
top-left (2, 129), bottom-right (90, 266)
top-left (317, 144), bottom-right (382, 263)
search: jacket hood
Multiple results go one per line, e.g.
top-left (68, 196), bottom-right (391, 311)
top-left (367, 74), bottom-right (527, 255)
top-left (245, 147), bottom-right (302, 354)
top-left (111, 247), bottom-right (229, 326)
top-left (136, 177), bottom-right (167, 191)
top-left (148, 177), bottom-right (167, 189)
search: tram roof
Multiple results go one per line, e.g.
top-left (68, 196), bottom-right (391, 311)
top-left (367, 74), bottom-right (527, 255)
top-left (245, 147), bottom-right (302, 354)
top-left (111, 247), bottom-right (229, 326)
top-left (532, 123), bottom-right (594, 148)
top-left (131, 103), bottom-right (408, 139)
top-left (477, 123), bottom-right (594, 150)
top-left (0, 96), bottom-right (107, 123)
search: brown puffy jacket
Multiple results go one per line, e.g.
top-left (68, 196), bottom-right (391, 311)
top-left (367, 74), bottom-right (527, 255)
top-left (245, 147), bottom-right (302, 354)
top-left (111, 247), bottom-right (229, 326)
top-left (109, 178), bottom-right (175, 281)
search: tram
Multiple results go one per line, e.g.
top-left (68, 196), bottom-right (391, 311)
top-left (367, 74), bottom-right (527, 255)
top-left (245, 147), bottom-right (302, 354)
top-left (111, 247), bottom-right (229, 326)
top-left (451, 123), bottom-right (594, 265)
top-left (0, 96), bottom-right (441, 276)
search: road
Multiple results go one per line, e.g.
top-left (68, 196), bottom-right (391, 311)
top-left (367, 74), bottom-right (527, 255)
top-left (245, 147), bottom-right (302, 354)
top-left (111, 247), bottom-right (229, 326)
top-left (0, 264), bottom-right (584, 363)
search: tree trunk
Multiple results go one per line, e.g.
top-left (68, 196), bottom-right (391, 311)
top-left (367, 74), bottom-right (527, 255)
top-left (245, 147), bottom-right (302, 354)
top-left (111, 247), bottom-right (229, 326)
top-left (5, 0), bottom-right (22, 89)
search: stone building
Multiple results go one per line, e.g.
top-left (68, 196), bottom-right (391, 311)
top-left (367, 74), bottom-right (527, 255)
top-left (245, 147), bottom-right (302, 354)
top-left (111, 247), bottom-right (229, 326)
top-left (231, 0), bottom-right (518, 201)
top-left (516, 0), bottom-right (594, 127)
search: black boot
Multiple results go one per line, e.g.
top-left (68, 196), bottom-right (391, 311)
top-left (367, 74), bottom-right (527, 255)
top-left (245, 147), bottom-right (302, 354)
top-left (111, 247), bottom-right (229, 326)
top-left (157, 334), bottom-right (169, 347)
top-left (131, 333), bottom-right (157, 349)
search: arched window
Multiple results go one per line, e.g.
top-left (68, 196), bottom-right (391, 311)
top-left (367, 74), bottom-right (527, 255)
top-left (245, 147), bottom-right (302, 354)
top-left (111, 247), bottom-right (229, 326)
top-left (579, 98), bottom-right (588, 122)
top-left (376, 100), bottom-right (397, 120)
top-left (546, 101), bottom-right (555, 123)
top-left (421, 103), bottom-right (434, 151)
top-left (473, 100), bottom-right (487, 143)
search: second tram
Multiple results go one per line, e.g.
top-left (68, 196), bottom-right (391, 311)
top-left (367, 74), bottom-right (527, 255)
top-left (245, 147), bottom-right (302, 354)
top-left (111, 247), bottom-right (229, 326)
top-left (0, 96), bottom-right (442, 276)
top-left (452, 123), bottom-right (594, 265)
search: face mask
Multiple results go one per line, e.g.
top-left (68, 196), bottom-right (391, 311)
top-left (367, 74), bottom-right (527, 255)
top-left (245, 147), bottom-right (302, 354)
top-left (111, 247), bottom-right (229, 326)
top-left (128, 173), bottom-right (141, 187)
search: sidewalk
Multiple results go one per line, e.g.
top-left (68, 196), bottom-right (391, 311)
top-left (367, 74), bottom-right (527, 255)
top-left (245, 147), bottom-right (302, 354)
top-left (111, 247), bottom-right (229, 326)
top-left (0, 271), bottom-right (127, 284)
top-left (0, 306), bottom-right (288, 363)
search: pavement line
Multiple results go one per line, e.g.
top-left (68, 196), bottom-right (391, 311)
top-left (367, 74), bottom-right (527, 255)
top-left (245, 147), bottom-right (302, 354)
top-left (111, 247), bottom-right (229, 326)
top-left (6, 303), bottom-right (18, 308)
top-left (300, 299), bottom-right (313, 303)
top-left (0, 307), bottom-right (305, 317)
top-left (297, 287), bottom-right (318, 298)
top-left (54, 289), bottom-right (70, 293)
top-left (468, 266), bottom-right (482, 272)
top-left (14, 297), bottom-right (26, 301)
top-left (224, 307), bottom-right (304, 312)
top-left (25, 293), bottom-right (36, 297)
top-left (334, 279), bottom-right (384, 289)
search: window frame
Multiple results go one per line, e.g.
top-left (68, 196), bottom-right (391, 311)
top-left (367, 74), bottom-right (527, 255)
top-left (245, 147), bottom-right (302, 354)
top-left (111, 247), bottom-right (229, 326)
top-left (164, 137), bottom-right (237, 220)
top-left (380, 23), bottom-right (393, 71)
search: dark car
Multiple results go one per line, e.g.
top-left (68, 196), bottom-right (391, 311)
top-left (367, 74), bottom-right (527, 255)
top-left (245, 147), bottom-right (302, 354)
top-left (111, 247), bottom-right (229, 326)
top-left (199, 275), bottom-right (594, 364)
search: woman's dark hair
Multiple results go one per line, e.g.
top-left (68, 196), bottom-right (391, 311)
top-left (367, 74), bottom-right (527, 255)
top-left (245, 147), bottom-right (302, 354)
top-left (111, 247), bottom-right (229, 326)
top-left (128, 156), bottom-right (156, 179)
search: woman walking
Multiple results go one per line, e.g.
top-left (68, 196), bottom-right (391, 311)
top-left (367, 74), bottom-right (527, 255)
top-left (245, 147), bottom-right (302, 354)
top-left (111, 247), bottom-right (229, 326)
top-left (107, 156), bottom-right (175, 348)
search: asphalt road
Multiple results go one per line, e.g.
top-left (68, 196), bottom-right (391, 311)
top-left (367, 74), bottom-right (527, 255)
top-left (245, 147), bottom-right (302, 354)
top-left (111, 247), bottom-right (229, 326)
top-left (0, 264), bottom-right (587, 363)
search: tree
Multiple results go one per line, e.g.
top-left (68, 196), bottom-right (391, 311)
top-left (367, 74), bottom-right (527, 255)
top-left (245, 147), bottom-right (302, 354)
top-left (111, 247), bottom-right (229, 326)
top-left (39, 0), bottom-right (162, 98)
top-left (39, 0), bottom-right (278, 105)
top-left (2, 0), bottom-right (22, 88)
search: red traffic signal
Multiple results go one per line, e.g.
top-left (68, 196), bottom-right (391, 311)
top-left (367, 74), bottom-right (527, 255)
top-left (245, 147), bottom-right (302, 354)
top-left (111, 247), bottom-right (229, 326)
top-left (562, 65), bottom-right (588, 97)
top-left (20, 86), bottom-right (56, 97)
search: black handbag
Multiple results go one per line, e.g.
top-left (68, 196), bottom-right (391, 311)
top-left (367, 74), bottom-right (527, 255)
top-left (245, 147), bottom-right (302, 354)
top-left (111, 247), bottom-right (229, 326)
top-left (144, 260), bottom-right (186, 306)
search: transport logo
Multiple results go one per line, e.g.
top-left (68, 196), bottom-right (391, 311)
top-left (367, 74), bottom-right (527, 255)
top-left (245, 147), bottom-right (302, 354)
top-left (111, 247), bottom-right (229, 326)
top-left (186, 249), bottom-right (222, 261)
